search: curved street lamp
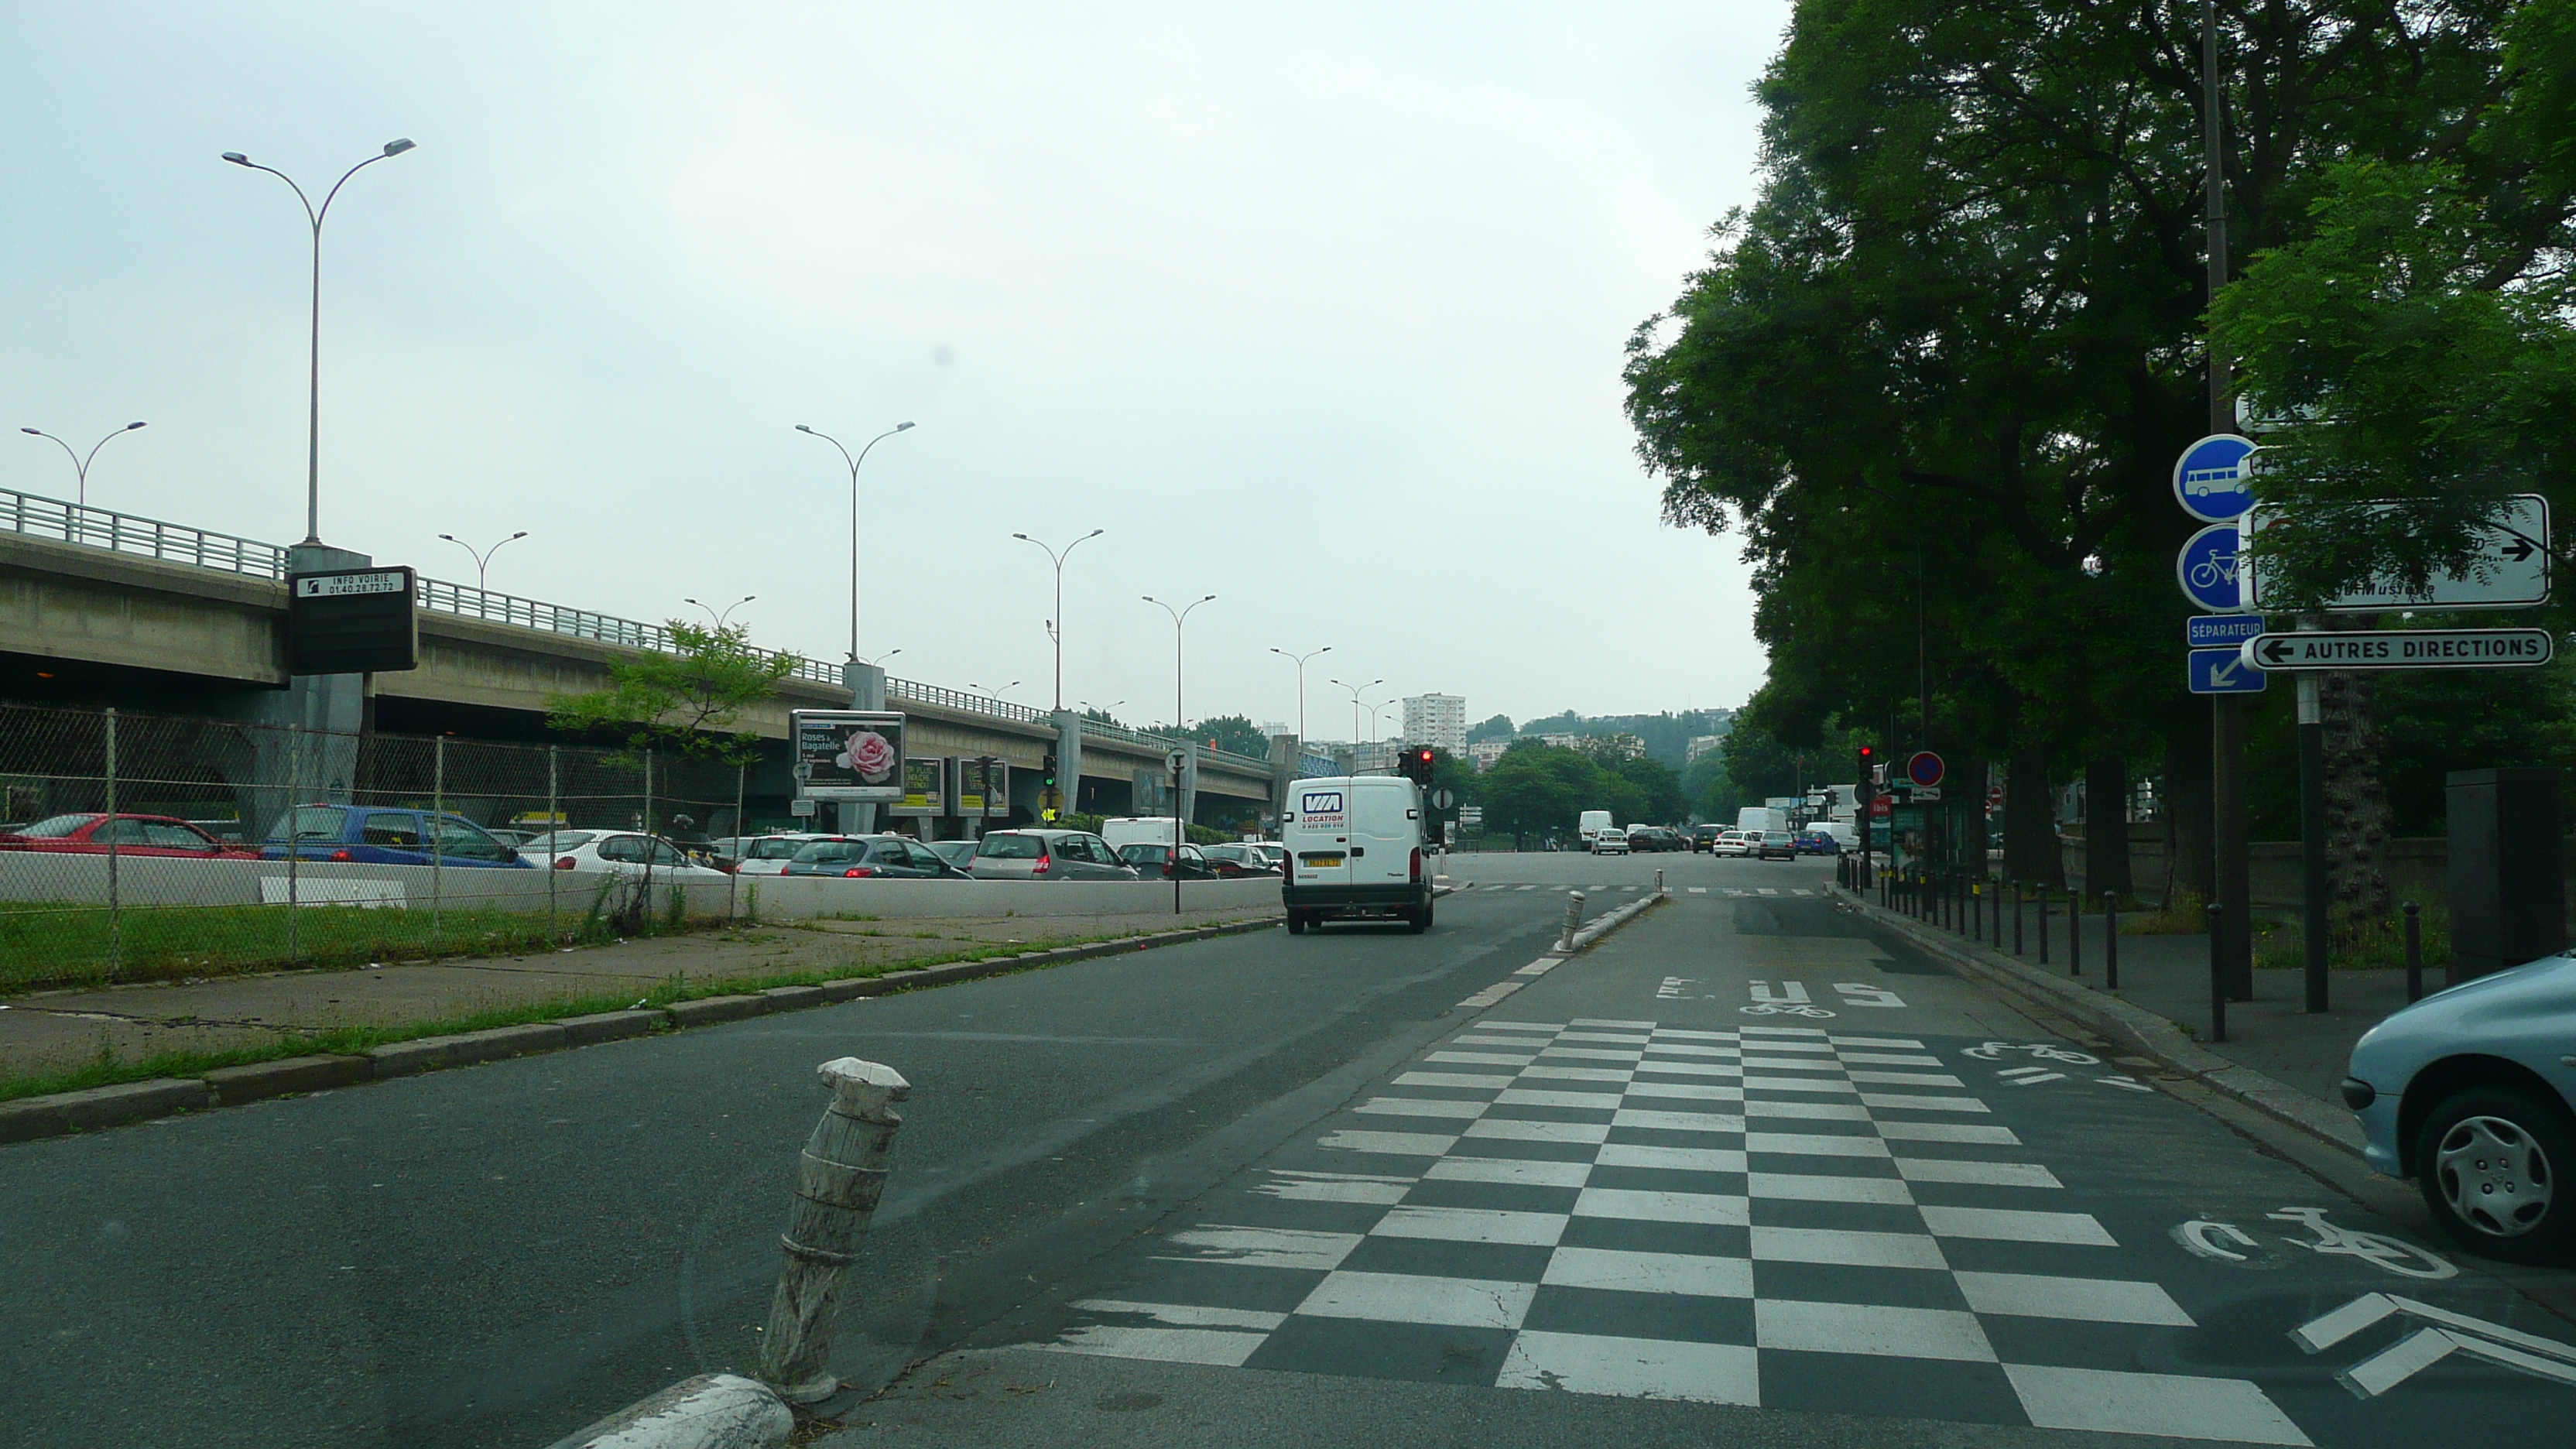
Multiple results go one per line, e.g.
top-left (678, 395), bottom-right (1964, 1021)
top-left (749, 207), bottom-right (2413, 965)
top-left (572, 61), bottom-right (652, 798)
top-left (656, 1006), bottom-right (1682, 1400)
top-left (795, 421), bottom-right (916, 665)
top-left (438, 530), bottom-right (527, 593)
top-left (969, 680), bottom-right (1023, 703)
top-left (860, 646), bottom-right (903, 667)
top-left (1268, 645), bottom-right (1331, 743)
top-left (683, 593), bottom-right (756, 630)
top-left (1012, 528), bottom-right (1105, 712)
top-left (223, 138), bottom-right (416, 544)
top-left (1327, 675), bottom-right (1384, 748)
top-left (19, 422), bottom-right (145, 509)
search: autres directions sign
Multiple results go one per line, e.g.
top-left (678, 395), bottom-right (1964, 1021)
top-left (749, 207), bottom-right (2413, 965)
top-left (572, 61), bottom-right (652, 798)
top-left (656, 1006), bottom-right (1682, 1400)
top-left (2241, 629), bottom-right (2556, 671)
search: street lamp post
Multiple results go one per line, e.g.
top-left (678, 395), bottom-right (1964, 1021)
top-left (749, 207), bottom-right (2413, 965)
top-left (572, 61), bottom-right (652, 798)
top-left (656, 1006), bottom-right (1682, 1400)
top-left (438, 530), bottom-right (527, 593)
top-left (1328, 676), bottom-right (1385, 752)
top-left (19, 422), bottom-right (145, 508)
top-left (683, 594), bottom-right (756, 630)
top-left (795, 421), bottom-right (916, 664)
top-left (969, 680), bottom-right (1023, 704)
top-left (1269, 646), bottom-right (1331, 743)
top-left (1144, 593), bottom-right (1214, 836)
top-left (860, 647), bottom-right (902, 667)
top-left (222, 139), bottom-right (416, 545)
top-left (1012, 529), bottom-right (1105, 712)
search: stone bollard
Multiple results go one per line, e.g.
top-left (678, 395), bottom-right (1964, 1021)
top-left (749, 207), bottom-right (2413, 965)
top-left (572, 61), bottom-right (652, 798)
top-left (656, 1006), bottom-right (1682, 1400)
top-left (1557, 891), bottom-right (1587, 952)
top-left (759, 1057), bottom-right (910, 1404)
top-left (1654, 868), bottom-right (1665, 896)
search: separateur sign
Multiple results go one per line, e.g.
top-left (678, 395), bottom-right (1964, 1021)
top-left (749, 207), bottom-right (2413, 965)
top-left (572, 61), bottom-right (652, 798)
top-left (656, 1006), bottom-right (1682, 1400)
top-left (2241, 629), bottom-right (2556, 672)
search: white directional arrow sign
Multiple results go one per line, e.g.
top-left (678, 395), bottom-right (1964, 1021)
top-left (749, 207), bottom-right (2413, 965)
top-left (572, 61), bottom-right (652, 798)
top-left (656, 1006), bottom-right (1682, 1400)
top-left (2245, 495), bottom-right (2550, 611)
top-left (2242, 629), bottom-right (2555, 672)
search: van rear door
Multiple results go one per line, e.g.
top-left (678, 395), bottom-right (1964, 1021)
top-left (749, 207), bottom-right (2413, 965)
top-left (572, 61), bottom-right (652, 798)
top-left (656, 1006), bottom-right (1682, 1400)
top-left (1288, 783), bottom-right (1354, 885)
top-left (1352, 779), bottom-right (1419, 885)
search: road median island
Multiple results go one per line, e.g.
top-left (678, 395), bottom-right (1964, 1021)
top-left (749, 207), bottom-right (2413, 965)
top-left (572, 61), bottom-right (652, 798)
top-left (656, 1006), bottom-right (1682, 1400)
top-left (0, 909), bottom-right (1281, 1142)
top-left (1838, 884), bottom-right (2367, 1156)
top-left (1455, 889), bottom-right (1669, 1012)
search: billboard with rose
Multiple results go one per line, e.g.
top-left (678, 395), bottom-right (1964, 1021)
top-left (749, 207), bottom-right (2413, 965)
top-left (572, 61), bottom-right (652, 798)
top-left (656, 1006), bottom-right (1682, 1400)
top-left (790, 709), bottom-right (906, 803)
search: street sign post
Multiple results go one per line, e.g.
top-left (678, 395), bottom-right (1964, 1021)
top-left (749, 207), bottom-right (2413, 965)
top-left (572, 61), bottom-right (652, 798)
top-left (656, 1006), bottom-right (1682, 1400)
top-left (2172, 433), bottom-right (2258, 522)
top-left (2244, 495), bottom-right (2551, 611)
top-left (287, 566), bottom-right (418, 675)
top-left (2242, 629), bottom-right (2556, 672)
top-left (2176, 522), bottom-right (2245, 612)
top-left (2189, 648), bottom-right (2266, 694)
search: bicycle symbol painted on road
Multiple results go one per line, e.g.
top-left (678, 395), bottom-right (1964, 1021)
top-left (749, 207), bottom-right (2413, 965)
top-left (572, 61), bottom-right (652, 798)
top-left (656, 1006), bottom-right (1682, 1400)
top-left (2174, 1205), bottom-right (2456, 1281)
top-left (1741, 1002), bottom-right (1839, 1018)
top-left (1960, 1041), bottom-right (2151, 1092)
top-left (1965, 1042), bottom-right (2101, 1065)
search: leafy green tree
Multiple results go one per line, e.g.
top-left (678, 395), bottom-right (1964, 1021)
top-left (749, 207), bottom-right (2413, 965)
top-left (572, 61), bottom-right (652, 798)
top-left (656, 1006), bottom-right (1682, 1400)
top-left (1479, 742), bottom-right (1602, 847)
top-left (546, 622), bottom-right (800, 766)
top-left (1466, 713), bottom-right (1516, 743)
top-left (1187, 714), bottom-right (1271, 759)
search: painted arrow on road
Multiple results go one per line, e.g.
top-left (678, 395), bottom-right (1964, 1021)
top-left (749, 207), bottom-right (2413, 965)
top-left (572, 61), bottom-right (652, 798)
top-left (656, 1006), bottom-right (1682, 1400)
top-left (2292, 1292), bottom-right (2576, 1398)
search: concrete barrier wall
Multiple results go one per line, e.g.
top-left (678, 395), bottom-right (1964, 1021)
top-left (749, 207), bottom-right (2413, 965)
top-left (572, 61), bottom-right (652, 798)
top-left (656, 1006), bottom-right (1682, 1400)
top-left (0, 855), bottom-right (1283, 920)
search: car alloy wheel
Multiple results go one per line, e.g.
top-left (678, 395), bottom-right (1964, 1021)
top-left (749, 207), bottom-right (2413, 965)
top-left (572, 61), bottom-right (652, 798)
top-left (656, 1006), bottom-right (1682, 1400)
top-left (2436, 1115), bottom-right (2554, 1238)
top-left (2415, 1084), bottom-right (2576, 1263)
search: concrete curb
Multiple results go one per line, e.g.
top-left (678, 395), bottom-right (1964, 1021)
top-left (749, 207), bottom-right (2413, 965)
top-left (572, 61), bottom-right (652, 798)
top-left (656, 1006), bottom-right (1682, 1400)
top-left (1562, 890), bottom-right (1670, 954)
top-left (1840, 886), bottom-right (2368, 1156)
top-left (541, 1372), bottom-right (791, 1449)
top-left (0, 913), bottom-right (1283, 1145)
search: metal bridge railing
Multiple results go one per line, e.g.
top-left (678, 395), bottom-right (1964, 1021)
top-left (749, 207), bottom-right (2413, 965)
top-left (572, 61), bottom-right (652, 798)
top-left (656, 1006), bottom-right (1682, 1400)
top-left (1, 485), bottom-right (291, 578)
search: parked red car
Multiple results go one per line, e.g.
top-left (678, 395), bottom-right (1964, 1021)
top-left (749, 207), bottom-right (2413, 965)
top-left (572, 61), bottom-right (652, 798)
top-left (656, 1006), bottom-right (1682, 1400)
top-left (0, 813), bottom-right (259, 858)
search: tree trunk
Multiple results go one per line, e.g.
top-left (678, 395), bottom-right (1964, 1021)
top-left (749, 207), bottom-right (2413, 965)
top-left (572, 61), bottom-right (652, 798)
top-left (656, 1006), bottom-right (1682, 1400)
top-left (2319, 666), bottom-right (2393, 927)
top-left (2084, 754), bottom-right (2133, 900)
top-left (1958, 749), bottom-right (1990, 879)
top-left (2163, 711), bottom-right (2214, 907)
top-left (2004, 748), bottom-right (2062, 886)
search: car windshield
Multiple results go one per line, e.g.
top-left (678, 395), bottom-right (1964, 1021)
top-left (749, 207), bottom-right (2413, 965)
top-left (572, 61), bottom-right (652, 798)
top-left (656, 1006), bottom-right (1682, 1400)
top-left (976, 834), bottom-right (1046, 859)
top-left (268, 805), bottom-right (349, 843)
top-left (751, 838), bottom-right (809, 859)
top-left (1764, 831), bottom-right (1793, 843)
top-left (529, 831), bottom-right (598, 851)
top-left (1122, 844), bottom-right (1172, 862)
top-left (793, 841), bottom-right (867, 864)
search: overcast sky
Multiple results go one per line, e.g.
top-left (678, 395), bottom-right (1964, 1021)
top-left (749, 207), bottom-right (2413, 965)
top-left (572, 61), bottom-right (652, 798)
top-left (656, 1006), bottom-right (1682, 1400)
top-left (2, 3), bottom-right (1786, 740)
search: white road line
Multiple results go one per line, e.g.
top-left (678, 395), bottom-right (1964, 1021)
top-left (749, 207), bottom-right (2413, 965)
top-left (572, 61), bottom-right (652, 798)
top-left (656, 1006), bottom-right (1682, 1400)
top-left (1849, 1070), bottom-right (1970, 1088)
top-left (1540, 1246), bottom-right (1755, 1298)
top-left (1425, 1157), bottom-right (1593, 1187)
top-left (1860, 1093), bottom-right (1992, 1113)
top-left (1954, 1272), bottom-right (2194, 1326)
top-left (1894, 1158), bottom-right (2062, 1189)
top-left (1688, 886), bottom-right (1708, 894)
top-left (1756, 1300), bottom-right (1994, 1361)
top-left (1249, 1170), bottom-right (1413, 1205)
top-left (1159, 1225), bottom-right (1365, 1270)
top-left (2002, 1365), bottom-right (2312, 1446)
top-left (1749, 1172), bottom-right (1914, 1204)
top-left (1355, 1097), bottom-right (1490, 1120)
top-left (1744, 1099), bottom-right (1871, 1121)
top-left (1317, 1129), bottom-right (1458, 1156)
top-left (1372, 1205), bottom-right (1570, 1245)
top-left (1749, 1225), bottom-right (1948, 1270)
top-left (1295, 1271), bottom-right (1535, 1329)
top-left (1040, 1324), bottom-right (1269, 1366)
top-left (1875, 1119), bottom-right (2020, 1144)
top-left (1594, 1142), bottom-right (1749, 1173)
top-left (1499, 1331), bottom-right (1760, 1405)
top-left (1392, 1070), bottom-right (1512, 1090)
top-left (1746, 1131), bottom-right (1891, 1159)
top-left (1612, 1108), bottom-right (1747, 1133)
top-left (1920, 1205), bottom-right (2117, 1246)
top-left (1497, 1088), bottom-right (1625, 1109)
top-left (1427, 1050), bottom-right (1535, 1065)
top-left (1465, 1118), bottom-right (1612, 1144)
top-left (1572, 1186), bottom-right (1750, 1225)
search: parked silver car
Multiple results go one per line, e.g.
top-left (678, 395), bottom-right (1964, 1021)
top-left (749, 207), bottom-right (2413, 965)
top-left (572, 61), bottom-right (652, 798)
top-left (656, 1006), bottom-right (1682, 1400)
top-left (968, 828), bottom-right (1140, 881)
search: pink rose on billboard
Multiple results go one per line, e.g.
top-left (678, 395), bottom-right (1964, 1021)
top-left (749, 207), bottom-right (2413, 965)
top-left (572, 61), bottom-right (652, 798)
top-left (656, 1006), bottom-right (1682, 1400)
top-left (838, 729), bottom-right (897, 783)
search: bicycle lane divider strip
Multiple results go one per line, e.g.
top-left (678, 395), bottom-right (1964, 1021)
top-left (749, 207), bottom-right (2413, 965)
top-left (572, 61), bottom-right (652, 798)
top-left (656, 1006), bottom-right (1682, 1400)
top-left (1454, 891), bottom-right (1670, 1012)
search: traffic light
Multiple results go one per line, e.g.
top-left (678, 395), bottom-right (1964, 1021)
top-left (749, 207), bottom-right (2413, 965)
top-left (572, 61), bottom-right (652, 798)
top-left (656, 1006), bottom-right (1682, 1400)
top-left (1041, 751), bottom-right (1057, 790)
top-left (1401, 747), bottom-right (1435, 785)
top-left (1855, 745), bottom-right (1875, 806)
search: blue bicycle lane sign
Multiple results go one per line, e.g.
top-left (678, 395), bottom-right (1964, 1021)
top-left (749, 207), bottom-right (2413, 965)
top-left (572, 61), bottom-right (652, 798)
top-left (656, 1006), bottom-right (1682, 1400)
top-left (2177, 522), bottom-right (2246, 612)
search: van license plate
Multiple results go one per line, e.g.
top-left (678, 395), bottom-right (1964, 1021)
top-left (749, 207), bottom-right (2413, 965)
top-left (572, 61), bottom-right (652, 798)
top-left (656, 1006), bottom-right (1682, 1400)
top-left (1300, 854), bottom-right (1343, 868)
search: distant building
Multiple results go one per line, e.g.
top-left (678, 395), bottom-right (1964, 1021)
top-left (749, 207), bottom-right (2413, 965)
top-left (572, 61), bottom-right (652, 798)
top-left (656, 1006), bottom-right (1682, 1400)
top-left (1350, 739), bottom-right (1400, 774)
top-left (1536, 732), bottom-right (1584, 750)
top-left (1686, 734), bottom-right (1727, 764)
top-left (1403, 694), bottom-right (1468, 754)
top-left (1468, 738), bottom-right (1512, 772)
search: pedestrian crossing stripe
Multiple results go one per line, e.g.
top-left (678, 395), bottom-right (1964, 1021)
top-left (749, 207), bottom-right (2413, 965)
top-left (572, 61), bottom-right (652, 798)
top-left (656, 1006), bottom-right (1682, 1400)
top-left (1036, 1020), bottom-right (2313, 1446)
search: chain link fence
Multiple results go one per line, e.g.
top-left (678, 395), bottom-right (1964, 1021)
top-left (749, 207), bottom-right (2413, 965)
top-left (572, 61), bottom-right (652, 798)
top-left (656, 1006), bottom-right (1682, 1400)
top-left (0, 701), bottom-right (750, 992)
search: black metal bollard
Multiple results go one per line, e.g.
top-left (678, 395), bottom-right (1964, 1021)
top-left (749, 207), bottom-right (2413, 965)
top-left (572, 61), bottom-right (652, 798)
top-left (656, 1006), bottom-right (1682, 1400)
top-left (2012, 882), bottom-right (2024, 954)
top-left (2103, 895), bottom-right (2119, 991)
top-left (2208, 902), bottom-right (2228, 1043)
top-left (2404, 902), bottom-right (2424, 1004)
top-left (2069, 892), bottom-right (2083, 977)
top-left (2037, 888), bottom-right (2050, 965)
top-left (1972, 882), bottom-right (1983, 943)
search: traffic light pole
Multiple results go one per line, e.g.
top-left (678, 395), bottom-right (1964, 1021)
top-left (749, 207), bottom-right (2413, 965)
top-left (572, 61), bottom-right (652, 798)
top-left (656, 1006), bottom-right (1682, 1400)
top-left (2202, 0), bottom-right (2252, 1002)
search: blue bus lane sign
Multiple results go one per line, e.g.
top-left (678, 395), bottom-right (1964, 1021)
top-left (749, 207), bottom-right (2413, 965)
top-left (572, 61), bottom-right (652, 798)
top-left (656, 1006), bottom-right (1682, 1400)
top-left (2190, 648), bottom-right (2267, 694)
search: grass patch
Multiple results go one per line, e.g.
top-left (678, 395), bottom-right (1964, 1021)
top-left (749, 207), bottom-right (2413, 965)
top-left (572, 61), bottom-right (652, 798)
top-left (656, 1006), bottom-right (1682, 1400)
top-left (2255, 907), bottom-right (2451, 973)
top-left (0, 920), bottom-right (1269, 1102)
top-left (2122, 889), bottom-right (2207, 936)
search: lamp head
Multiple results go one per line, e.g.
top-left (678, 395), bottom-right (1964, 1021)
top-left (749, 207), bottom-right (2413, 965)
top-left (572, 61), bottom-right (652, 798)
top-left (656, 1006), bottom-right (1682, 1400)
top-left (126, 421), bottom-right (146, 430)
top-left (438, 533), bottom-right (457, 542)
top-left (896, 421), bottom-right (915, 431)
top-left (221, 152), bottom-right (250, 166)
top-left (795, 424), bottom-right (814, 433)
top-left (1084, 528), bottom-right (1103, 538)
top-left (1012, 532), bottom-right (1030, 540)
top-left (18, 428), bottom-right (37, 436)
top-left (509, 530), bottom-right (527, 540)
top-left (382, 139), bottom-right (416, 157)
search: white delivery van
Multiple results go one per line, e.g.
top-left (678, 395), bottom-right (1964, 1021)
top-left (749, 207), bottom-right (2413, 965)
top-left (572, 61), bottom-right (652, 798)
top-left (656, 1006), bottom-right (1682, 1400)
top-left (1282, 776), bottom-right (1434, 933)
top-left (1101, 817), bottom-right (1185, 852)
top-left (1736, 806), bottom-right (1787, 836)
top-left (1577, 809), bottom-right (1613, 850)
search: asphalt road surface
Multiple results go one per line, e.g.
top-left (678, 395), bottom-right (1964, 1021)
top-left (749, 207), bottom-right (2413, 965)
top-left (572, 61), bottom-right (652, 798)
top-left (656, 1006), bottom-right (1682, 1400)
top-left (4, 849), bottom-right (2569, 1448)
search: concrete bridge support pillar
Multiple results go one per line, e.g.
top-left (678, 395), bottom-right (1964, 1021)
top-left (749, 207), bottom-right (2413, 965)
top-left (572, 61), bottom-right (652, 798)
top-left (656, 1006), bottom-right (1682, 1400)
top-left (1050, 709), bottom-right (1084, 822)
top-left (841, 661), bottom-right (886, 834)
top-left (231, 543), bottom-right (370, 836)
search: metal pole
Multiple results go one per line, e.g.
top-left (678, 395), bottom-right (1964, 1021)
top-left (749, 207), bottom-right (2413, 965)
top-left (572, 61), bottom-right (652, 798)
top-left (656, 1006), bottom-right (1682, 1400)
top-left (104, 707), bottom-right (120, 976)
top-left (432, 735), bottom-right (445, 959)
top-left (546, 745), bottom-right (559, 943)
top-left (2012, 880), bottom-right (2024, 954)
top-left (759, 1057), bottom-right (910, 1403)
top-left (2105, 894), bottom-right (2121, 990)
top-left (2070, 889), bottom-right (2083, 976)
top-left (2298, 671), bottom-right (2329, 1012)
top-left (2403, 902), bottom-right (2423, 1003)
top-left (730, 762), bottom-right (745, 922)
top-left (2204, 0), bottom-right (2253, 1006)
top-left (2038, 885), bottom-right (2050, 964)
top-left (2209, 900), bottom-right (2229, 1042)
top-left (286, 724), bottom-right (301, 966)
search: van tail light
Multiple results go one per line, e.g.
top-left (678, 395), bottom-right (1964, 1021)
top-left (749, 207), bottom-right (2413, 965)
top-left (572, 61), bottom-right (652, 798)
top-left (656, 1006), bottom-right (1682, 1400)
top-left (843, 866), bottom-right (877, 878)
top-left (1410, 848), bottom-right (1423, 883)
top-left (1033, 855), bottom-right (1051, 875)
top-left (331, 849), bottom-right (353, 862)
top-left (1283, 852), bottom-right (1293, 882)
top-left (553, 856), bottom-right (575, 870)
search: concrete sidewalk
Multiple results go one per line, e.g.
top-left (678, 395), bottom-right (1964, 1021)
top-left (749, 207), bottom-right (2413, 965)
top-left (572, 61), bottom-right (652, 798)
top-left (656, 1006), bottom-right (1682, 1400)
top-left (0, 905), bottom-right (1278, 1079)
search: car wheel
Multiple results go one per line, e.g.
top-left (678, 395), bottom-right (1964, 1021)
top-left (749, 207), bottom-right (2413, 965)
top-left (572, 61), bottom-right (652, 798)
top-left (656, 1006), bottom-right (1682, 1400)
top-left (1405, 905), bottom-right (1427, 933)
top-left (2414, 1083), bottom-right (2576, 1264)
top-left (1422, 898), bottom-right (1437, 930)
top-left (1286, 910), bottom-right (1307, 935)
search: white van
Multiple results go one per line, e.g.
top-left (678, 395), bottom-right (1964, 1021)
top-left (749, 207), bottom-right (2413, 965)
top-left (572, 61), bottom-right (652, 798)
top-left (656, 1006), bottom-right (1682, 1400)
top-left (1101, 817), bottom-right (1185, 852)
top-left (1281, 776), bottom-right (1433, 933)
top-left (1577, 809), bottom-right (1613, 851)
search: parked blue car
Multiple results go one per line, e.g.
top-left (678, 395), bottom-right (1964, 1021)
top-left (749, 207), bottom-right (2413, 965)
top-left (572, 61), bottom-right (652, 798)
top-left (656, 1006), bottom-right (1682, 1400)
top-left (2345, 954), bottom-right (2576, 1263)
top-left (259, 803), bottom-right (533, 868)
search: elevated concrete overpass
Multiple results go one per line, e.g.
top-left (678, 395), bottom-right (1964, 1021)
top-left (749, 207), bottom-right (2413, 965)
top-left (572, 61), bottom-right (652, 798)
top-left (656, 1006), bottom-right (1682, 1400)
top-left (0, 487), bottom-right (1283, 831)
